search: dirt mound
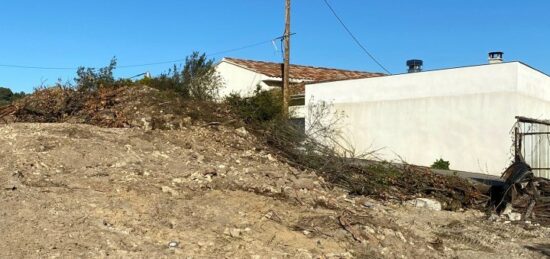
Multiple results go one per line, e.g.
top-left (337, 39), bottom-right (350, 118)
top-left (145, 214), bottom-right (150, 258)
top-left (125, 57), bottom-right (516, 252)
top-left (1, 86), bottom-right (484, 211)
top-left (1, 123), bottom-right (549, 258)
top-left (1, 87), bottom-right (549, 257)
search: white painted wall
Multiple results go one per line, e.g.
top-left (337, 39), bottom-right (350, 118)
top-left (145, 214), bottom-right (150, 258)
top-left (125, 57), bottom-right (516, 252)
top-left (215, 61), bottom-right (270, 97)
top-left (306, 62), bottom-right (550, 175)
top-left (216, 59), bottom-right (306, 119)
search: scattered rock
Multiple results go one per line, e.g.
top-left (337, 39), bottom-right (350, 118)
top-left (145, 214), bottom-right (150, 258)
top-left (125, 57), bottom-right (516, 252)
top-left (224, 228), bottom-right (243, 238)
top-left (507, 212), bottom-right (522, 221)
top-left (235, 127), bottom-right (248, 138)
top-left (161, 186), bottom-right (179, 196)
top-left (265, 154), bottom-right (277, 162)
top-left (172, 178), bottom-right (185, 184)
top-left (168, 241), bottom-right (179, 248)
top-left (407, 198), bottom-right (442, 211)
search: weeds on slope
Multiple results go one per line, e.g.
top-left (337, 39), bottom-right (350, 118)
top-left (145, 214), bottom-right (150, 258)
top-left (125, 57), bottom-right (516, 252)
top-left (227, 90), bottom-right (485, 210)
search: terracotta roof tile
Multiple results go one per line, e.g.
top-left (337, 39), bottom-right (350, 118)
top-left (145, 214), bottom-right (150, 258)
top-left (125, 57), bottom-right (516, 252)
top-left (223, 57), bottom-right (385, 82)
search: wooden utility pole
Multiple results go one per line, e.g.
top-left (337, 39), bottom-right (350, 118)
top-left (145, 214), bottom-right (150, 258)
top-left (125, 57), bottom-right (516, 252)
top-left (282, 0), bottom-right (291, 117)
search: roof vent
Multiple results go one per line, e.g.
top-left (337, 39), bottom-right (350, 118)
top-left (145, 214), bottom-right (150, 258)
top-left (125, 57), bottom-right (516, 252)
top-left (406, 59), bottom-right (423, 73)
top-left (488, 51), bottom-right (503, 64)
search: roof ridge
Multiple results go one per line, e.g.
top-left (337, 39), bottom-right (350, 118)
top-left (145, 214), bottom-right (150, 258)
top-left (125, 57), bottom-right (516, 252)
top-left (224, 57), bottom-right (380, 74)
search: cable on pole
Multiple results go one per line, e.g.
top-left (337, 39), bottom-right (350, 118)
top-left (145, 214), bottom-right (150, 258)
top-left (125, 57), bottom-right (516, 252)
top-left (0, 37), bottom-right (279, 70)
top-left (321, 0), bottom-right (392, 74)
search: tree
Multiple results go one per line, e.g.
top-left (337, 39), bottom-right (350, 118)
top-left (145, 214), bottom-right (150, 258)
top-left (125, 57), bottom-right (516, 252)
top-left (181, 52), bottom-right (221, 100)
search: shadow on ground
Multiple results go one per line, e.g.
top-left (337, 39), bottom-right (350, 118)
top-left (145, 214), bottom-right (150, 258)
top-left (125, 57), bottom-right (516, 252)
top-left (525, 244), bottom-right (550, 256)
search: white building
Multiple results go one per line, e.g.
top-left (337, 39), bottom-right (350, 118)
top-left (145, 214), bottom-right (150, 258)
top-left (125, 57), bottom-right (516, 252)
top-left (215, 57), bottom-right (384, 119)
top-left (305, 53), bottom-right (550, 176)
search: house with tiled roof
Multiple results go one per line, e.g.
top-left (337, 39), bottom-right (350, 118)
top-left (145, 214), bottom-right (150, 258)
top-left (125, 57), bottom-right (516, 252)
top-left (215, 57), bottom-right (384, 123)
top-left (216, 57), bottom-right (384, 98)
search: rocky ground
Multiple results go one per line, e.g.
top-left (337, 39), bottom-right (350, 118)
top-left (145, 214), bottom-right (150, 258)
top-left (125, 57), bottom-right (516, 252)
top-left (1, 123), bottom-right (549, 258)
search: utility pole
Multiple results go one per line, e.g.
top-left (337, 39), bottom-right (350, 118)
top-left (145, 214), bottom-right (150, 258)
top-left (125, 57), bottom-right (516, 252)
top-left (282, 0), bottom-right (291, 117)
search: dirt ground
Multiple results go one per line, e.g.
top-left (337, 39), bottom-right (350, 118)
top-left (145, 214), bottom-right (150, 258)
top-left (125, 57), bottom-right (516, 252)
top-left (1, 123), bottom-right (549, 258)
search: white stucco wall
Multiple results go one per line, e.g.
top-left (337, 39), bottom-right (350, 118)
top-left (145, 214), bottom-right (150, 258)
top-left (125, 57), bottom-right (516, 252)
top-left (216, 59), bottom-right (306, 119)
top-left (215, 61), bottom-right (270, 97)
top-left (306, 62), bottom-right (550, 175)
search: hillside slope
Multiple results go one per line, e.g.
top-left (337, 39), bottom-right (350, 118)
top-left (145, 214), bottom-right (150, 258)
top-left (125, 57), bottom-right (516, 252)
top-left (0, 123), bottom-right (549, 258)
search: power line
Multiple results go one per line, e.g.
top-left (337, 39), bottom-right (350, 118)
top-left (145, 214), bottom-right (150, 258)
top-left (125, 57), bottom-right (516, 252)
top-left (0, 37), bottom-right (277, 71)
top-left (0, 64), bottom-right (76, 70)
top-left (321, 0), bottom-right (391, 74)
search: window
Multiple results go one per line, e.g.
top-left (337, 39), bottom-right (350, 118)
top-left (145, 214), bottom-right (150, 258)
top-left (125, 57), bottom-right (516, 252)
top-left (289, 95), bottom-right (305, 106)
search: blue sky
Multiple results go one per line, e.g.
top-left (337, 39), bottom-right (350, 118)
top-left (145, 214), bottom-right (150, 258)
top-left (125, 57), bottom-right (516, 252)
top-left (1, 0), bottom-right (549, 92)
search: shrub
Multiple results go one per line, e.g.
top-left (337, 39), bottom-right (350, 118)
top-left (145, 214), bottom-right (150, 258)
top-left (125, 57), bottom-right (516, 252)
top-left (225, 88), bottom-right (283, 123)
top-left (0, 87), bottom-right (26, 106)
top-left (138, 65), bottom-right (182, 93)
top-left (75, 57), bottom-right (118, 91)
top-left (141, 52), bottom-right (222, 101)
top-left (431, 158), bottom-right (450, 170)
top-left (182, 52), bottom-right (221, 100)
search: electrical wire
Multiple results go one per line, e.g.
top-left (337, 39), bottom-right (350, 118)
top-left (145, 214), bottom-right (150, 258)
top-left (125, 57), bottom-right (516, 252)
top-left (321, 0), bottom-right (391, 74)
top-left (0, 37), bottom-right (277, 70)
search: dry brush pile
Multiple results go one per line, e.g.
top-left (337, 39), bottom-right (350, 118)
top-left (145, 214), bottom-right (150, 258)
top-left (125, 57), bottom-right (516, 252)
top-left (0, 85), bottom-right (236, 129)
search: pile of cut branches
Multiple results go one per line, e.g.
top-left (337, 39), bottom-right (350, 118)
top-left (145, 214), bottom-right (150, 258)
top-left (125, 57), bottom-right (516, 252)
top-left (0, 85), bottom-right (235, 129)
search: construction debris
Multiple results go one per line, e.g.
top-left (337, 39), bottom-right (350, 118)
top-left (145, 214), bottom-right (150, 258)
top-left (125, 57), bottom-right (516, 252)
top-left (488, 155), bottom-right (550, 225)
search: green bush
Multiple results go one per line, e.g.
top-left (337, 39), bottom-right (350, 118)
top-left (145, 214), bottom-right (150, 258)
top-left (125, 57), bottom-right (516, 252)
top-left (0, 86), bottom-right (25, 106)
top-left (225, 88), bottom-right (283, 123)
top-left (431, 158), bottom-right (450, 170)
top-left (75, 57), bottom-right (118, 91)
top-left (140, 52), bottom-right (222, 101)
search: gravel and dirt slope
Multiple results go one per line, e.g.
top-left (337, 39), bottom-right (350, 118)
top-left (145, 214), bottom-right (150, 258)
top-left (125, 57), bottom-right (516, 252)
top-left (1, 123), bottom-right (549, 258)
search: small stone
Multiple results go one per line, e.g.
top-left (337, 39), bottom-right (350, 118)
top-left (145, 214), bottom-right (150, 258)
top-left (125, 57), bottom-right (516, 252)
top-left (363, 225), bottom-right (376, 234)
top-left (507, 212), bottom-right (522, 221)
top-left (224, 228), bottom-right (242, 238)
top-left (487, 213), bottom-right (499, 221)
top-left (407, 198), bottom-right (442, 211)
top-left (172, 178), bottom-right (185, 184)
top-left (161, 186), bottom-right (179, 196)
top-left (235, 127), bottom-right (248, 137)
top-left (168, 241), bottom-right (179, 248)
top-left (396, 231), bottom-right (407, 242)
top-left (266, 154), bottom-right (277, 162)
top-left (363, 202), bottom-right (375, 208)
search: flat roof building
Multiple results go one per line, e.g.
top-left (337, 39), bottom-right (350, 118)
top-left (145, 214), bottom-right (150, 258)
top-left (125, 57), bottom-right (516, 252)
top-left (306, 59), bottom-right (550, 176)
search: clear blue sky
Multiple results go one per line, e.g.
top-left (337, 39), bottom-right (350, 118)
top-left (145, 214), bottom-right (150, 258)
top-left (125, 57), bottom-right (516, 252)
top-left (1, 0), bottom-right (549, 92)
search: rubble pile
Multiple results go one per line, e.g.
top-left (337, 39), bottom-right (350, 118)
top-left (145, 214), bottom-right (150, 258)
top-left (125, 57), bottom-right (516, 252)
top-left (488, 157), bottom-right (550, 225)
